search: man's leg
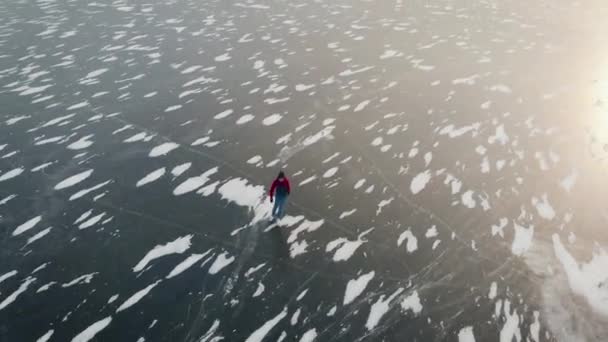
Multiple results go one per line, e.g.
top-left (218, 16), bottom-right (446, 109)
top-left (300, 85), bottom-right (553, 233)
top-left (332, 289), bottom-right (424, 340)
top-left (272, 199), bottom-right (279, 218)
top-left (277, 196), bottom-right (287, 218)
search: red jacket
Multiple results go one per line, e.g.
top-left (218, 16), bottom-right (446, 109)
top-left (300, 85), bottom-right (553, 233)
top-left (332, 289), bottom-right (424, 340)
top-left (269, 177), bottom-right (290, 199)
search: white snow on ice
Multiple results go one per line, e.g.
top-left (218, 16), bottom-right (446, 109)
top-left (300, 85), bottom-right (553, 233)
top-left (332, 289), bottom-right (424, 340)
top-left (511, 223), bottom-right (534, 256)
top-left (0, 277), bottom-right (36, 311)
top-left (173, 167), bottom-right (218, 195)
top-left (263, 114), bottom-right (282, 126)
top-left (12, 215), bottom-right (42, 236)
top-left (244, 307), bottom-right (287, 342)
top-left (133, 235), bottom-right (193, 272)
top-left (0, 167), bottom-right (24, 182)
top-left (458, 326), bottom-right (476, 342)
top-left (70, 316), bottom-right (112, 342)
top-left (55, 169), bottom-right (93, 190)
top-left (137, 167), bottom-right (166, 187)
top-left (116, 280), bottom-right (161, 312)
top-left (149, 142), bottom-right (179, 157)
top-left (365, 288), bottom-right (404, 331)
top-left (166, 252), bottom-right (210, 279)
top-left (298, 329), bottom-right (317, 342)
top-left (344, 271), bottom-right (375, 305)
top-left (400, 291), bottom-right (422, 314)
top-left (208, 252), bottom-right (235, 274)
top-left (410, 170), bottom-right (431, 194)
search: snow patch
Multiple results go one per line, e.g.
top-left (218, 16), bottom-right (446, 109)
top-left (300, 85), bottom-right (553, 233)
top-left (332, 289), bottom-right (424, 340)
top-left (137, 168), bottom-right (166, 187)
top-left (149, 142), bottom-right (179, 157)
top-left (55, 169), bottom-right (93, 190)
top-left (344, 271), bottom-right (375, 305)
top-left (208, 252), bottom-right (235, 274)
top-left (458, 326), bottom-right (476, 342)
top-left (133, 235), bottom-right (193, 272)
top-left (511, 223), bottom-right (534, 256)
top-left (116, 281), bottom-right (161, 312)
top-left (12, 215), bottom-right (42, 236)
top-left (244, 307), bottom-right (287, 342)
top-left (365, 288), bottom-right (404, 330)
top-left (400, 291), bottom-right (422, 314)
top-left (71, 316), bottom-right (112, 342)
top-left (410, 170), bottom-right (431, 194)
top-left (173, 167), bottom-right (218, 195)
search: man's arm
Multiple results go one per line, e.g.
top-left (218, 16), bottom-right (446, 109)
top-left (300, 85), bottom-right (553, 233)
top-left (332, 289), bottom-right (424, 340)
top-left (285, 178), bottom-right (291, 195)
top-left (269, 180), bottom-right (277, 200)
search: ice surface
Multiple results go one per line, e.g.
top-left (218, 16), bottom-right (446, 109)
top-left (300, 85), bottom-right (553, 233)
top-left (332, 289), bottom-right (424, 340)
top-left (1, 0), bottom-right (605, 340)
top-left (133, 235), bottom-right (193, 272)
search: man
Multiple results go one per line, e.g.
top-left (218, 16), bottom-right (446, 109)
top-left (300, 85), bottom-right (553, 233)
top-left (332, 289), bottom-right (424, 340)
top-left (269, 171), bottom-right (290, 220)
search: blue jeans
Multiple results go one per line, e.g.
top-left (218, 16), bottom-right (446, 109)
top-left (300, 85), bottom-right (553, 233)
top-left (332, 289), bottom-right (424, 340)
top-left (272, 196), bottom-right (287, 218)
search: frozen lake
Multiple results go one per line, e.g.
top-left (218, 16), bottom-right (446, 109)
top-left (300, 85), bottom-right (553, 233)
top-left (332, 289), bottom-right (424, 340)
top-left (1, 0), bottom-right (608, 341)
